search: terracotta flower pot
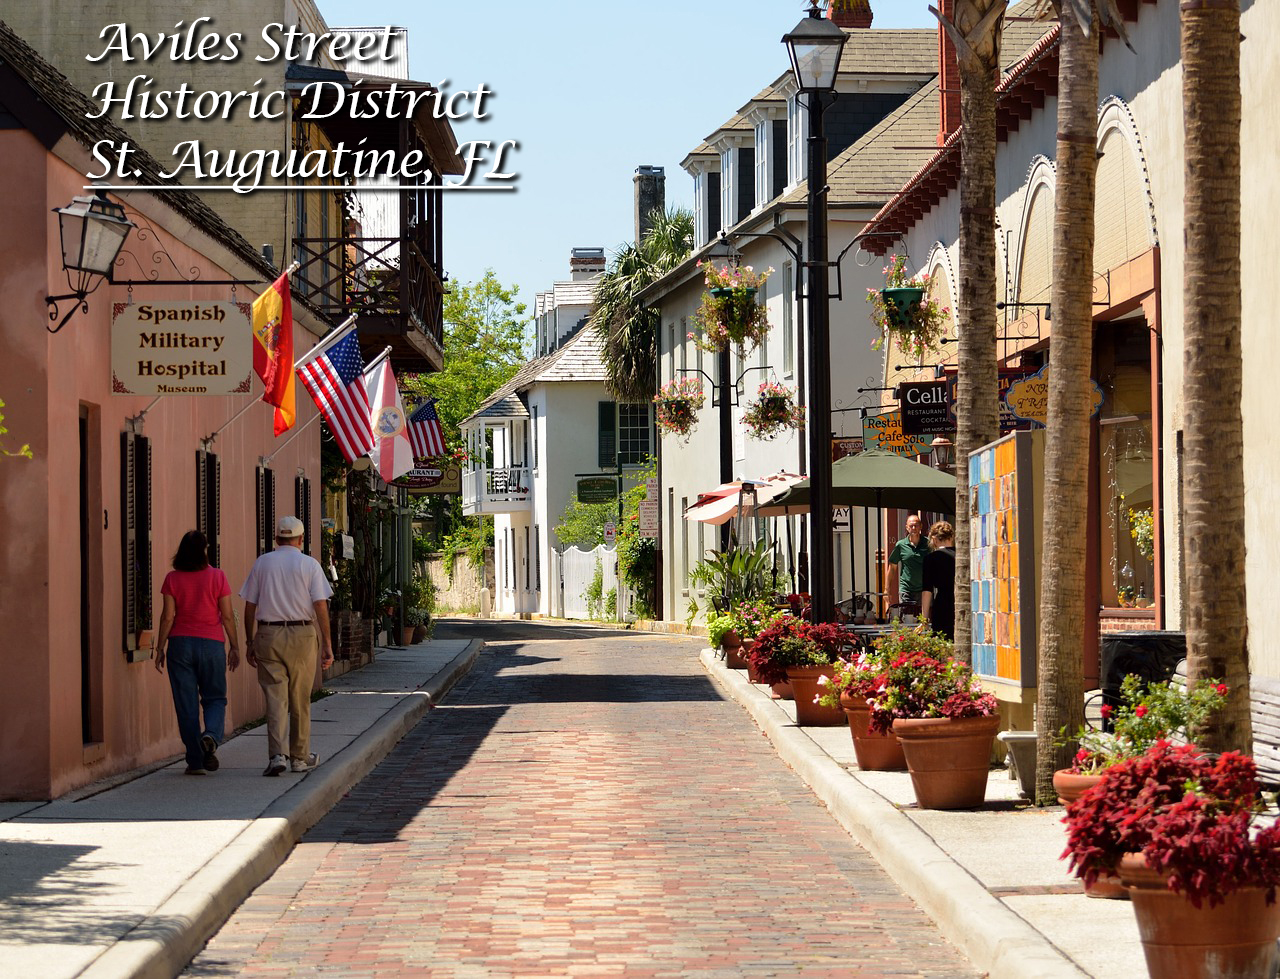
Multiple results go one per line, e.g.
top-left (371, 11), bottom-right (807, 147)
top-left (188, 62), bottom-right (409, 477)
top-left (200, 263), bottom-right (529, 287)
top-left (840, 694), bottom-right (907, 771)
top-left (412, 624), bottom-right (429, 643)
top-left (1119, 853), bottom-right (1280, 979)
top-left (892, 714), bottom-right (1000, 810)
top-left (1053, 769), bottom-right (1127, 899)
top-left (721, 630), bottom-right (748, 669)
top-left (400, 626), bottom-right (415, 646)
top-left (786, 665), bottom-right (845, 726)
top-left (771, 680), bottom-right (794, 701)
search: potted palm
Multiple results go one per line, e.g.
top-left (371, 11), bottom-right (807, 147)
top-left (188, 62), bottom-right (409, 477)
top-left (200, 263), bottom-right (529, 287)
top-left (654, 377), bottom-right (705, 441)
top-left (747, 616), bottom-right (849, 726)
top-left (865, 650), bottom-right (1000, 809)
top-left (692, 261), bottom-right (773, 354)
top-left (742, 381), bottom-right (804, 441)
top-left (1063, 742), bottom-right (1280, 979)
top-left (865, 254), bottom-right (949, 359)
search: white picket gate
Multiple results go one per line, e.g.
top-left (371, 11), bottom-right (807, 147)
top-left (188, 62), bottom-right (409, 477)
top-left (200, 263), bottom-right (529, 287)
top-left (557, 544), bottom-right (621, 621)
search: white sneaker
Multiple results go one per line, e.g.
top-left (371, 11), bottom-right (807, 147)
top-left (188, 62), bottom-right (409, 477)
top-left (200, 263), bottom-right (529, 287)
top-left (291, 753), bottom-right (319, 773)
top-left (262, 754), bottom-right (287, 777)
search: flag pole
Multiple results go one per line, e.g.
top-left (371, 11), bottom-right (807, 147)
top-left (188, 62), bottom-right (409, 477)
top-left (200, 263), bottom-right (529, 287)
top-left (363, 345), bottom-right (394, 377)
top-left (296, 313), bottom-right (359, 370)
top-left (260, 407), bottom-right (326, 465)
top-left (200, 263), bottom-right (307, 449)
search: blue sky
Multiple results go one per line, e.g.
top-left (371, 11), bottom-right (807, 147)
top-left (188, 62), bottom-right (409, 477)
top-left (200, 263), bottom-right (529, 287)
top-left (317, 1), bottom-right (938, 314)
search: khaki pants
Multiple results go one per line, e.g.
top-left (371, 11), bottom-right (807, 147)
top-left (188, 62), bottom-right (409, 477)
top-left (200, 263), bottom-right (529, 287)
top-left (254, 623), bottom-right (317, 761)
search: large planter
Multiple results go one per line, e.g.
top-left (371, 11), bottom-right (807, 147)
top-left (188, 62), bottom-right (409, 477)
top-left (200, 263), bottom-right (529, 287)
top-left (412, 624), bottom-right (429, 644)
top-left (892, 714), bottom-right (1000, 810)
top-left (1053, 769), bottom-right (1127, 900)
top-left (840, 694), bottom-right (907, 771)
top-left (722, 630), bottom-right (748, 669)
top-left (786, 665), bottom-right (845, 726)
top-left (400, 626), bottom-right (415, 646)
top-left (1119, 853), bottom-right (1280, 979)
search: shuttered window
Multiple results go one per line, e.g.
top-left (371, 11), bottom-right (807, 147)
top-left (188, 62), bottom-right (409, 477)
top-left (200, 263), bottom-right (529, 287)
top-left (534, 525), bottom-right (541, 591)
top-left (597, 401), bottom-right (616, 468)
top-left (295, 474), bottom-right (313, 556)
top-left (121, 431), bottom-right (152, 652)
top-left (196, 449), bottom-right (221, 569)
top-left (256, 466), bottom-right (276, 556)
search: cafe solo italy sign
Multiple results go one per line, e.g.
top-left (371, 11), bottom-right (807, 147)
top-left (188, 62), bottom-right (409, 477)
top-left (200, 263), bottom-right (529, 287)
top-left (112, 301), bottom-right (253, 395)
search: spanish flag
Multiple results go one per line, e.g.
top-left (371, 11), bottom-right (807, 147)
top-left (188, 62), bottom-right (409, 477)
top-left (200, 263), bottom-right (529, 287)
top-left (251, 272), bottom-right (296, 435)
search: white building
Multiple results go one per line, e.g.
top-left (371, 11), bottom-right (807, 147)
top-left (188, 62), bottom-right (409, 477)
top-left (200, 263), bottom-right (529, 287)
top-left (460, 249), bottom-right (653, 617)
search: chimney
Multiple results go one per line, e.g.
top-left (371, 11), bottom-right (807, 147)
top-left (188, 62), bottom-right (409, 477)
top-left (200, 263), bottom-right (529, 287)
top-left (937, 0), bottom-right (961, 145)
top-left (569, 247), bottom-right (606, 282)
top-left (828, 0), bottom-right (872, 29)
top-left (633, 165), bottom-right (666, 244)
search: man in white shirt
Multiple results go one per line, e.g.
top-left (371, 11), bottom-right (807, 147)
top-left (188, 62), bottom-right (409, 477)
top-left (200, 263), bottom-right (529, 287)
top-left (241, 516), bottom-right (334, 776)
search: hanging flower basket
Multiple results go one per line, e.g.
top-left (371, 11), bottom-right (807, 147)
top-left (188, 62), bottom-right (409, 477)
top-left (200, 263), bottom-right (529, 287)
top-left (742, 381), bottom-right (803, 441)
top-left (693, 261), bottom-right (773, 354)
top-left (866, 255), bottom-right (949, 360)
top-left (654, 377), bottom-right (705, 440)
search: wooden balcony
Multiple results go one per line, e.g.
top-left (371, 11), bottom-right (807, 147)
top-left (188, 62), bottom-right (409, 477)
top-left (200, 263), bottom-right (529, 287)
top-left (292, 228), bottom-right (444, 373)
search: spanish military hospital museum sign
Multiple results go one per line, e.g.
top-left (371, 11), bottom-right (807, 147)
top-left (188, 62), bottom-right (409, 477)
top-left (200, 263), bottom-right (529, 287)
top-left (112, 302), bottom-right (253, 395)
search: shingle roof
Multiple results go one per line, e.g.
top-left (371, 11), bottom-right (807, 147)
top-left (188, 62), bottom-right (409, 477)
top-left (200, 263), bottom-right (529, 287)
top-left (0, 20), bottom-right (278, 283)
top-left (837, 28), bottom-right (937, 74)
top-left (462, 327), bottom-right (608, 425)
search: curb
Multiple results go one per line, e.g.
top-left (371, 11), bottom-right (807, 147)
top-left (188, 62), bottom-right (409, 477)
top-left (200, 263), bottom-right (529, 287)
top-left (700, 649), bottom-right (1088, 979)
top-left (80, 639), bottom-right (484, 979)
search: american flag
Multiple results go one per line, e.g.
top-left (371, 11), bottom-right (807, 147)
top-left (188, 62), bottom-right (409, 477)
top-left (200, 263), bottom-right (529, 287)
top-left (296, 327), bottom-right (375, 463)
top-left (407, 399), bottom-right (446, 459)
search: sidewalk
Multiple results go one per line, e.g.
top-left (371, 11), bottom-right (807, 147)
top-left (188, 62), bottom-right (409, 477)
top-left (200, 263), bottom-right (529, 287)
top-left (700, 648), bottom-right (1143, 979)
top-left (0, 638), bottom-right (482, 979)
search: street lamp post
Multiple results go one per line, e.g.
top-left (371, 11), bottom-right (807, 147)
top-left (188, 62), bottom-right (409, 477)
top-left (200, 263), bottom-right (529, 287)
top-left (783, 3), bottom-right (846, 624)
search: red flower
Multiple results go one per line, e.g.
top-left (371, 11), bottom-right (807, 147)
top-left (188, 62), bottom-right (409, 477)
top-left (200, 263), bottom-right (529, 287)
top-left (1135, 705), bottom-right (1149, 718)
top-left (1075, 748), bottom-right (1090, 764)
top-left (1100, 704), bottom-right (1112, 718)
top-left (1216, 683), bottom-right (1229, 696)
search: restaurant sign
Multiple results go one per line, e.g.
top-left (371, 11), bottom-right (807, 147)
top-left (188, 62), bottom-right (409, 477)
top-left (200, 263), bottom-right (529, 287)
top-left (1004, 364), bottom-right (1105, 426)
top-left (861, 410), bottom-right (931, 457)
top-left (395, 462), bottom-right (462, 494)
top-left (899, 380), bottom-right (951, 435)
top-left (112, 302), bottom-right (252, 395)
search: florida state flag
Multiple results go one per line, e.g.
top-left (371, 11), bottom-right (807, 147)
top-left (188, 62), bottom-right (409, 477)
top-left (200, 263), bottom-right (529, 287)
top-left (251, 272), bottom-right (296, 435)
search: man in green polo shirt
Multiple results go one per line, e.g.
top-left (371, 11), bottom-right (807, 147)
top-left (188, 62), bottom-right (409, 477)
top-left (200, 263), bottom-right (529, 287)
top-left (888, 514), bottom-right (931, 606)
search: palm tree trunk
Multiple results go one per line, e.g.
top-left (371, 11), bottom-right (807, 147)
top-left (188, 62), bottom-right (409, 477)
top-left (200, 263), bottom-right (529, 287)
top-left (1034, 2), bottom-right (1096, 805)
top-left (949, 0), bottom-right (1006, 663)
top-left (1182, 0), bottom-right (1251, 753)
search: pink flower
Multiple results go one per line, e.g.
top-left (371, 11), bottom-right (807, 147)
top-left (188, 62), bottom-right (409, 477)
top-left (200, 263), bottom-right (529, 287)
top-left (1075, 748), bottom-right (1090, 764)
top-left (1135, 705), bottom-right (1149, 718)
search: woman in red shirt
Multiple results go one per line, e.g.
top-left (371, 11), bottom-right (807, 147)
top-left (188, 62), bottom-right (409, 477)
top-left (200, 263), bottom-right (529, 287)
top-left (154, 531), bottom-right (240, 774)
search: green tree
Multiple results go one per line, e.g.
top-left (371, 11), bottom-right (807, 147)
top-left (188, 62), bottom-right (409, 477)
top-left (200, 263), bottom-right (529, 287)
top-left (401, 269), bottom-right (531, 449)
top-left (554, 495), bottom-right (614, 550)
top-left (592, 208), bottom-right (694, 402)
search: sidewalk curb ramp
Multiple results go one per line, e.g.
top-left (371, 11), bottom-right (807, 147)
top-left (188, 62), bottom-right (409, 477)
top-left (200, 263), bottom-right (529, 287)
top-left (80, 638), bottom-right (483, 979)
top-left (700, 649), bottom-right (1089, 979)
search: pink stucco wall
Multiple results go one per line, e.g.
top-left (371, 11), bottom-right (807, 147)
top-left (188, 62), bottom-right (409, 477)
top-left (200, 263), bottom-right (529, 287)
top-left (0, 130), bottom-right (323, 800)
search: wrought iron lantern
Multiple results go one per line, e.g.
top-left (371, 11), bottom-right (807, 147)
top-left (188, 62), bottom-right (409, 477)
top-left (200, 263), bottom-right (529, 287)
top-left (45, 189), bottom-right (134, 333)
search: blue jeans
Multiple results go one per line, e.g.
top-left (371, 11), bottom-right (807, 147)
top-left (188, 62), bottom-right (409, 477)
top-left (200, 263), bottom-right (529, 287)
top-left (166, 636), bottom-right (228, 770)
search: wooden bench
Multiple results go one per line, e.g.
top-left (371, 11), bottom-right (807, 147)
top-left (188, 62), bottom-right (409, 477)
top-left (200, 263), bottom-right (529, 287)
top-left (1171, 660), bottom-right (1280, 787)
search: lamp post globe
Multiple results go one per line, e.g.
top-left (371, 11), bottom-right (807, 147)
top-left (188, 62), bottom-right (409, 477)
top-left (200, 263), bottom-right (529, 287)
top-left (782, 2), bottom-right (845, 624)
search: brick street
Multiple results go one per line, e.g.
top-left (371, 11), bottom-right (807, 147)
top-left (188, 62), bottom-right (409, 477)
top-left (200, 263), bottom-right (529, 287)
top-left (184, 620), bottom-right (978, 978)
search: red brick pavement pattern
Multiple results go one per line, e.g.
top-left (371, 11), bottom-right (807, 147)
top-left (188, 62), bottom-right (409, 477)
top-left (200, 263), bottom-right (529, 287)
top-left (185, 623), bottom-right (978, 978)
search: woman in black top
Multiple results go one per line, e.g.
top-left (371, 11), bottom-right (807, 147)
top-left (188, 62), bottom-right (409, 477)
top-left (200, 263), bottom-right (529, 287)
top-left (920, 521), bottom-right (956, 641)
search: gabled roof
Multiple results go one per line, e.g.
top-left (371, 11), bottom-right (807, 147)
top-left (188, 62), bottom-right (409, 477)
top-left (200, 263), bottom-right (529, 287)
top-left (0, 19), bottom-right (277, 283)
top-left (837, 28), bottom-right (936, 74)
top-left (462, 327), bottom-right (608, 426)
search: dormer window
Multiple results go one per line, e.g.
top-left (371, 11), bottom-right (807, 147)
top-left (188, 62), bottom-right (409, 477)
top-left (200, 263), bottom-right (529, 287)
top-left (687, 158), bottom-right (722, 248)
top-left (786, 91), bottom-right (809, 190)
top-left (720, 147), bottom-right (736, 231)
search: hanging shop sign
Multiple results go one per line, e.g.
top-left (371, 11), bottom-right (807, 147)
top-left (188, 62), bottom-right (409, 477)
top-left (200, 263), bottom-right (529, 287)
top-left (899, 380), bottom-right (952, 435)
top-left (577, 476), bottom-right (618, 504)
top-left (943, 367), bottom-right (1038, 434)
top-left (111, 301), bottom-right (253, 395)
top-left (1004, 364), bottom-right (1105, 427)
top-left (832, 436), bottom-right (864, 461)
top-left (396, 461), bottom-right (462, 494)
top-left (861, 410), bottom-right (931, 457)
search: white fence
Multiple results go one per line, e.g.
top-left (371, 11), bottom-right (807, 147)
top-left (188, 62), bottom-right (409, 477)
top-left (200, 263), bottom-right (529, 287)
top-left (553, 544), bottom-right (632, 621)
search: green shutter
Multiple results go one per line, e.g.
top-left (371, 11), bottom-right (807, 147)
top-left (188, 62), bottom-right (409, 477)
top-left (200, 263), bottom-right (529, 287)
top-left (598, 402), bottom-right (616, 469)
